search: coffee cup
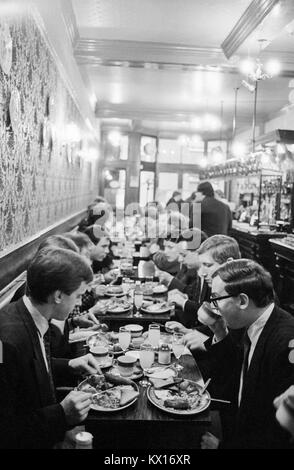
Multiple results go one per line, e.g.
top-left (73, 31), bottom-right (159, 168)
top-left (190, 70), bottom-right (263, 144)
top-left (90, 346), bottom-right (112, 366)
top-left (117, 355), bottom-right (137, 377)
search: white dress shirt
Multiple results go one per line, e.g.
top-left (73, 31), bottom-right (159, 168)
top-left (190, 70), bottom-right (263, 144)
top-left (238, 302), bottom-right (275, 405)
top-left (23, 295), bottom-right (49, 371)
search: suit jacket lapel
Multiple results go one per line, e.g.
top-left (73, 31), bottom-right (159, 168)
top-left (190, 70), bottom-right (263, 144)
top-left (16, 299), bottom-right (54, 406)
top-left (239, 307), bottom-right (279, 414)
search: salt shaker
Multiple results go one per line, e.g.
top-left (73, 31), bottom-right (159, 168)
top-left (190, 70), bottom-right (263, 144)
top-left (158, 343), bottom-right (171, 365)
top-left (75, 431), bottom-right (93, 449)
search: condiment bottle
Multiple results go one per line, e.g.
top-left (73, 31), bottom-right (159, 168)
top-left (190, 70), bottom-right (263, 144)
top-left (158, 343), bottom-right (171, 365)
top-left (75, 431), bottom-right (93, 449)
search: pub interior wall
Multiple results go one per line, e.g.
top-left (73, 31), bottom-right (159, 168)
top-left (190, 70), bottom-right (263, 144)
top-left (0, 13), bottom-right (99, 253)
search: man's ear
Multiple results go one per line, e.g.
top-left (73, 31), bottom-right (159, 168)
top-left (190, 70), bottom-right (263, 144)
top-left (53, 290), bottom-right (63, 304)
top-left (239, 293), bottom-right (249, 309)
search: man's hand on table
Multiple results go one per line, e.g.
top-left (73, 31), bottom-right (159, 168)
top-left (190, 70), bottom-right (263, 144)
top-left (201, 432), bottom-right (220, 449)
top-left (168, 289), bottom-right (188, 309)
top-left (68, 353), bottom-right (101, 375)
top-left (165, 320), bottom-right (190, 335)
top-left (60, 390), bottom-right (93, 425)
top-left (72, 311), bottom-right (100, 329)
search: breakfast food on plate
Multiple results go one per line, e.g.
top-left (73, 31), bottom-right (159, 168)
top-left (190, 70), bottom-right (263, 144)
top-left (104, 372), bottom-right (135, 386)
top-left (151, 380), bottom-right (208, 411)
top-left (107, 298), bottom-right (130, 312)
top-left (106, 285), bottom-right (124, 295)
top-left (77, 373), bottom-right (139, 410)
top-left (120, 387), bottom-right (140, 406)
top-left (92, 385), bottom-right (139, 409)
top-left (143, 301), bottom-right (170, 312)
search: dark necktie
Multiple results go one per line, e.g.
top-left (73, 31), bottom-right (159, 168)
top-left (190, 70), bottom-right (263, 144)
top-left (43, 329), bottom-right (57, 403)
top-left (241, 331), bottom-right (251, 384)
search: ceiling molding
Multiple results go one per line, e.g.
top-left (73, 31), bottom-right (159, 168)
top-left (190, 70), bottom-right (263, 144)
top-left (60, 0), bottom-right (80, 47)
top-left (221, 0), bottom-right (279, 59)
top-left (96, 104), bottom-right (255, 125)
top-left (75, 38), bottom-right (227, 66)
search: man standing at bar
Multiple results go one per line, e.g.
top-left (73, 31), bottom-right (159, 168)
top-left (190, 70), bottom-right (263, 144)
top-left (193, 181), bottom-right (232, 236)
top-left (0, 247), bottom-right (101, 449)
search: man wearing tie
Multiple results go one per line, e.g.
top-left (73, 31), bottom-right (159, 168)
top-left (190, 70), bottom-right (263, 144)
top-left (200, 259), bottom-right (294, 449)
top-left (0, 247), bottom-right (101, 449)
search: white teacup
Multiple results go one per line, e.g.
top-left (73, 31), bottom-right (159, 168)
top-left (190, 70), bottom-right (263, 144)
top-left (117, 355), bottom-right (137, 377)
top-left (90, 346), bottom-right (112, 366)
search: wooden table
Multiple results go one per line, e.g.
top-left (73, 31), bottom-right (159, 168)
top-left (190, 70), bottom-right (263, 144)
top-left (95, 307), bottom-right (171, 330)
top-left (85, 355), bottom-right (213, 449)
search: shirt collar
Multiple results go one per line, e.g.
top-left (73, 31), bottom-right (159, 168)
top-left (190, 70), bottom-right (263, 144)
top-left (23, 295), bottom-right (49, 338)
top-left (247, 302), bottom-right (275, 341)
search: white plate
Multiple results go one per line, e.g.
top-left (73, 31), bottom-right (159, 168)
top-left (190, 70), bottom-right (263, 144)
top-left (107, 305), bottom-right (131, 313)
top-left (105, 291), bottom-right (125, 297)
top-left (69, 330), bottom-right (98, 343)
top-left (147, 380), bottom-right (211, 416)
top-left (141, 304), bottom-right (171, 314)
top-left (153, 285), bottom-right (168, 294)
top-left (146, 367), bottom-right (176, 379)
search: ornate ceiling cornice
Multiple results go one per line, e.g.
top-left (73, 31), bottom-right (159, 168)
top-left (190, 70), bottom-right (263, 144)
top-left (60, 0), bottom-right (80, 47)
top-left (221, 0), bottom-right (279, 59)
top-left (75, 38), bottom-right (227, 67)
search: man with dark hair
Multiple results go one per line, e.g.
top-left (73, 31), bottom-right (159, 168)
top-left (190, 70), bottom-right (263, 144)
top-left (0, 248), bottom-right (101, 449)
top-left (193, 181), bottom-right (232, 236)
top-left (200, 259), bottom-right (294, 449)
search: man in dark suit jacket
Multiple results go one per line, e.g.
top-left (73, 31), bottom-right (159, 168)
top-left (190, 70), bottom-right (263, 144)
top-left (0, 247), bottom-right (101, 449)
top-left (167, 235), bottom-right (240, 332)
top-left (200, 259), bottom-right (294, 449)
top-left (191, 181), bottom-right (232, 237)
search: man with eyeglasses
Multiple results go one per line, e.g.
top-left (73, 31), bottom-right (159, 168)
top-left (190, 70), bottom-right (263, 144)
top-left (199, 259), bottom-right (294, 449)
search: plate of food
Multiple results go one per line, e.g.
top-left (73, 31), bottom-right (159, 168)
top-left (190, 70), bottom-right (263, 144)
top-left (147, 379), bottom-right (210, 415)
top-left (77, 373), bottom-right (139, 412)
top-left (105, 286), bottom-right (125, 297)
top-left (106, 298), bottom-right (131, 313)
top-left (152, 284), bottom-right (168, 294)
top-left (141, 301), bottom-right (171, 314)
top-left (69, 329), bottom-right (99, 344)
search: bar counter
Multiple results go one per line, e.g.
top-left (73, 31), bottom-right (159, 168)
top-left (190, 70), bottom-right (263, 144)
top-left (230, 222), bottom-right (287, 287)
top-left (269, 238), bottom-right (294, 315)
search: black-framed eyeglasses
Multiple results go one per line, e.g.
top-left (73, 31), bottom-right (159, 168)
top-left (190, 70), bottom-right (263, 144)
top-left (208, 294), bottom-right (235, 308)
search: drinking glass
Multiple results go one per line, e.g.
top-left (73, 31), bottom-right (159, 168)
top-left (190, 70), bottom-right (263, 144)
top-left (118, 327), bottom-right (131, 352)
top-left (148, 323), bottom-right (161, 348)
top-left (172, 332), bottom-right (185, 371)
top-left (134, 290), bottom-right (143, 318)
top-left (139, 343), bottom-right (155, 387)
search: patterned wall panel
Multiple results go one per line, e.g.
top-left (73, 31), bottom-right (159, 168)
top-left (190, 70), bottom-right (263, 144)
top-left (0, 14), bottom-right (98, 253)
